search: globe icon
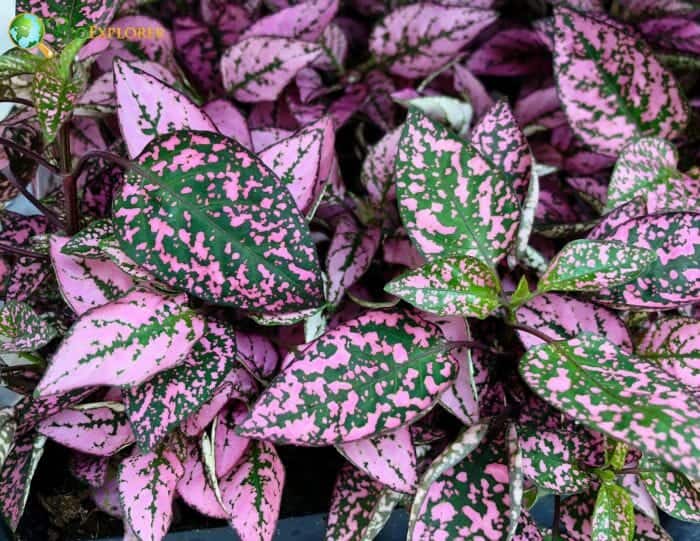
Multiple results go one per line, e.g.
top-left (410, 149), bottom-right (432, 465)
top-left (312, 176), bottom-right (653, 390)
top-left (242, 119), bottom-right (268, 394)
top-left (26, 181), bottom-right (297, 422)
top-left (8, 13), bottom-right (45, 49)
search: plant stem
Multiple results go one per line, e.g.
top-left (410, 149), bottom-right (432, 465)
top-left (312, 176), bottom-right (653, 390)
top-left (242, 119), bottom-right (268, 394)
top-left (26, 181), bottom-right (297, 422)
top-left (0, 98), bottom-right (34, 108)
top-left (71, 150), bottom-right (140, 180)
top-left (2, 173), bottom-right (64, 231)
top-left (509, 323), bottom-right (554, 344)
top-left (0, 242), bottom-right (47, 259)
top-left (57, 123), bottom-right (79, 234)
top-left (552, 495), bottom-right (561, 540)
top-left (0, 136), bottom-right (61, 174)
top-left (448, 340), bottom-right (515, 358)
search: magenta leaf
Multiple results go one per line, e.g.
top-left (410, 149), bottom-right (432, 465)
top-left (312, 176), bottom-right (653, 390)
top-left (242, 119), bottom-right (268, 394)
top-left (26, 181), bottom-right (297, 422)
top-left (124, 320), bottom-right (255, 452)
top-left (538, 239), bottom-right (657, 293)
top-left (0, 432), bottom-right (45, 530)
top-left (515, 293), bottom-right (632, 350)
top-left (385, 255), bottom-right (501, 318)
top-left (237, 309), bottom-right (457, 445)
top-left (113, 130), bottom-right (325, 313)
top-left (520, 333), bottom-right (700, 479)
top-left (203, 99), bottom-right (252, 149)
top-left (395, 108), bottom-right (520, 265)
top-left (326, 214), bottom-right (381, 306)
top-left (593, 213), bottom-right (700, 308)
top-left (313, 24), bottom-right (348, 71)
top-left (114, 59), bottom-right (216, 159)
top-left (337, 426), bottom-right (418, 493)
top-left (553, 7), bottom-right (688, 155)
top-left (467, 28), bottom-right (549, 77)
top-left (360, 126), bottom-right (401, 207)
top-left (638, 317), bottom-right (700, 388)
top-left (176, 442), bottom-right (227, 519)
top-left (369, 4), bottom-right (498, 78)
top-left (241, 0), bottom-right (338, 41)
top-left (470, 100), bottom-right (532, 202)
top-left (119, 447), bottom-right (185, 541)
top-left (17, 0), bottom-right (118, 43)
top-left (214, 403), bottom-right (251, 478)
top-left (221, 37), bottom-right (321, 103)
top-left (234, 331), bottom-right (279, 382)
top-left (38, 402), bottom-right (135, 456)
top-left (219, 440), bottom-right (285, 541)
top-left (36, 289), bottom-right (205, 397)
top-left (69, 452), bottom-right (108, 488)
top-left (0, 301), bottom-right (57, 353)
top-left (49, 235), bottom-right (135, 316)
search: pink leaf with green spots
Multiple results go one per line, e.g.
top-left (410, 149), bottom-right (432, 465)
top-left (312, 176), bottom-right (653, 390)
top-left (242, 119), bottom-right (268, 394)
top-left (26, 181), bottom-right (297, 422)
top-left (395, 108), bottom-right (520, 265)
top-left (538, 239), bottom-right (657, 293)
top-left (235, 331), bottom-right (279, 381)
top-left (385, 255), bottom-right (502, 318)
top-left (203, 99), bottom-right (252, 150)
top-left (49, 235), bottom-right (135, 316)
top-left (639, 455), bottom-right (700, 522)
top-left (36, 289), bottom-right (205, 397)
top-left (259, 117), bottom-right (334, 214)
top-left (618, 0), bottom-right (696, 19)
top-left (640, 18), bottom-right (700, 55)
top-left (593, 213), bottom-right (700, 309)
top-left (369, 4), bottom-right (498, 78)
top-left (553, 7), bottom-right (688, 156)
top-left (38, 402), bottom-right (135, 456)
top-left (606, 137), bottom-right (698, 212)
top-left (313, 24), bottom-right (348, 72)
top-left (241, 0), bottom-right (338, 41)
top-left (17, 0), bottom-right (118, 43)
top-left (113, 130), bottom-right (325, 313)
top-left (326, 214), bottom-right (381, 306)
top-left (119, 447), bottom-right (185, 541)
top-left (360, 126), bottom-right (401, 207)
top-left (69, 452), bottom-right (108, 488)
top-left (219, 440), bottom-right (285, 541)
top-left (15, 389), bottom-right (95, 436)
top-left (173, 17), bottom-right (221, 94)
top-left (176, 442), bottom-right (227, 519)
top-left (638, 317), bottom-right (700, 388)
top-left (114, 59), bottom-right (216, 159)
top-left (0, 432), bottom-right (45, 530)
top-left (515, 293), bottom-right (632, 350)
top-left (61, 219), bottom-right (114, 259)
top-left (0, 301), bottom-right (57, 353)
top-left (237, 309), bottom-right (457, 445)
top-left (470, 100), bottom-right (532, 202)
top-left (519, 333), bottom-right (700, 479)
top-left (124, 320), bottom-right (255, 452)
top-left (337, 426), bottom-right (417, 493)
top-left (467, 28), bottom-right (550, 77)
top-left (221, 37), bottom-right (321, 103)
top-left (214, 403), bottom-right (251, 478)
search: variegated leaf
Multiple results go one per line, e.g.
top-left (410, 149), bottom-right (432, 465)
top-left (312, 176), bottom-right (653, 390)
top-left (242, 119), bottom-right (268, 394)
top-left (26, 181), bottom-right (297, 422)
top-left (214, 403), bottom-right (251, 478)
top-left (203, 99), bottom-right (252, 149)
top-left (119, 447), bottom-right (185, 541)
top-left (592, 482), bottom-right (635, 541)
top-left (396, 95), bottom-right (473, 138)
top-left (553, 7), bottom-right (688, 155)
top-left (337, 426), bottom-right (417, 493)
top-left (50, 235), bottom-right (135, 316)
top-left (219, 440), bottom-right (285, 541)
top-left (32, 67), bottom-right (82, 145)
top-left (594, 213), bottom-right (700, 309)
top-left (69, 452), bottom-right (108, 488)
top-left (520, 333), bottom-right (700, 479)
top-left (471, 100), bottom-right (531, 202)
top-left (38, 402), bottom-right (134, 456)
top-left (0, 410), bottom-right (15, 472)
top-left (241, 0), bottom-right (338, 41)
top-left (385, 255), bottom-right (501, 318)
top-left (221, 37), bottom-right (321, 102)
top-left (0, 301), bottom-right (56, 353)
top-left (114, 59), bottom-right (216, 159)
top-left (538, 239), bottom-right (656, 293)
top-left (0, 432), bottom-right (46, 530)
top-left (235, 331), bottom-right (279, 382)
top-left (17, 0), bottom-right (119, 43)
top-left (637, 317), bottom-right (700, 387)
top-left (176, 442), bottom-right (226, 519)
top-left (395, 108), bottom-right (520, 265)
top-left (360, 126), bottom-right (401, 207)
top-left (124, 320), bottom-right (255, 452)
top-left (369, 4), bottom-right (498, 78)
top-left (62, 219), bottom-right (114, 259)
top-left (36, 289), bottom-right (205, 396)
top-left (113, 130), bottom-right (325, 313)
top-left (237, 309), bottom-right (457, 445)
top-left (639, 455), bottom-right (700, 522)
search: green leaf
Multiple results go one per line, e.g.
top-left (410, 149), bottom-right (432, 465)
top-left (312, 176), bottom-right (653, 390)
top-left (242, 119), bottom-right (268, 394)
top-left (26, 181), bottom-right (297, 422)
top-left (0, 49), bottom-right (43, 78)
top-left (592, 482), bottom-right (635, 541)
top-left (519, 333), bottom-right (700, 480)
top-left (537, 239), bottom-right (656, 293)
top-left (639, 455), bottom-right (700, 523)
top-left (57, 37), bottom-right (89, 80)
top-left (0, 301), bottom-right (57, 353)
top-left (112, 130), bottom-right (325, 314)
top-left (384, 256), bottom-right (501, 319)
top-left (31, 65), bottom-right (82, 144)
top-left (509, 275), bottom-right (532, 309)
top-left (61, 219), bottom-right (114, 259)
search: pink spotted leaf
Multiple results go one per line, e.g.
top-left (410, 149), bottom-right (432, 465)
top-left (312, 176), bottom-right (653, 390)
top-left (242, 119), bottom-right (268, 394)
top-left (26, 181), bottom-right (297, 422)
top-left (337, 425), bottom-right (417, 493)
top-left (637, 317), bottom-right (700, 388)
top-left (592, 481), bottom-right (636, 541)
top-left (396, 108), bottom-right (520, 266)
top-left (114, 59), bottom-right (216, 159)
top-left (203, 99), bottom-right (253, 150)
top-left (519, 333), bottom-right (700, 479)
top-left (38, 402), bottom-right (135, 456)
top-left (176, 442), bottom-right (226, 519)
top-left (237, 309), bottom-right (457, 445)
top-left (112, 131), bottom-right (325, 313)
top-left (221, 37), bottom-right (321, 103)
top-left (69, 452), bottom-right (109, 488)
top-left (369, 4), bottom-right (498, 78)
top-left (0, 432), bottom-right (46, 530)
top-left (639, 455), bottom-right (700, 522)
top-left (385, 255), bottom-right (502, 318)
top-left (553, 7), bottom-right (688, 156)
top-left (219, 440), bottom-right (285, 541)
top-left (0, 301), bottom-right (57, 353)
top-left (241, 0), bottom-right (338, 41)
top-left (36, 289), bottom-right (205, 397)
top-left (537, 239), bottom-right (657, 293)
top-left (119, 446), bottom-right (185, 541)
